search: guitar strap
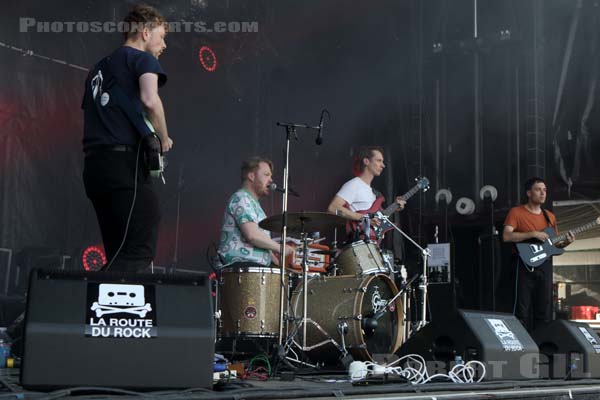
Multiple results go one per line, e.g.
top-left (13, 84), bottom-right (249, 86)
top-left (540, 208), bottom-right (554, 228)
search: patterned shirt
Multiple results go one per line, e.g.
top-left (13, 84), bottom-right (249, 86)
top-left (218, 188), bottom-right (272, 267)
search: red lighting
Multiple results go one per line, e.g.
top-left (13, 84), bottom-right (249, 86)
top-left (82, 245), bottom-right (107, 271)
top-left (198, 46), bottom-right (217, 72)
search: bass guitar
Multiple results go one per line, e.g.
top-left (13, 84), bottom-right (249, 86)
top-left (347, 177), bottom-right (430, 242)
top-left (516, 217), bottom-right (600, 268)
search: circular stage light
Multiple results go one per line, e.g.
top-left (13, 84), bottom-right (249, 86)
top-left (82, 245), bottom-right (106, 271)
top-left (198, 46), bottom-right (217, 72)
top-left (435, 188), bottom-right (453, 205)
top-left (455, 197), bottom-right (476, 215)
top-left (479, 185), bottom-right (498, 202)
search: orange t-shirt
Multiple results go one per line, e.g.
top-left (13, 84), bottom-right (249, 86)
top-left (504, 205), bottom-right (558, 234)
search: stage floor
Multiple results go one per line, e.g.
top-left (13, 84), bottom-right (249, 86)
top-left (4, 369), bottom-right (600, 400)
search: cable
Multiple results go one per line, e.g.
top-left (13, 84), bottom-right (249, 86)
top-left (104, 140), bottom-right (142, 271)
top-left (0, 40), bottom-right (89, 72)
top-left (350, 355), bottom-right (486, 385)
top-left (243, 354), bottom-right (272, 381)
top-left (513, 257), bottom-right (520, 315)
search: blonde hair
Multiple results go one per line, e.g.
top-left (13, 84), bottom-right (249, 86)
top-left (122, 4), bottom-right (168, 40)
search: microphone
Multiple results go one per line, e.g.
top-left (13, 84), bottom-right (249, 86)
top-left (315, 109), bottom-right (329, 146)
top-left (269, 183), bottom-right (300, 197)
top-left (361, 315), bottom-right (378, 336)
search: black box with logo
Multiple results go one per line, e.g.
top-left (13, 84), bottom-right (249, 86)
top-left (20, 269), bottom-right (215, 390)
top-left (397, 309), bottom-right (540, 380)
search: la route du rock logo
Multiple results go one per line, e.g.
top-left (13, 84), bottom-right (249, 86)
top-left (86, 283), bottom-right (156, 339)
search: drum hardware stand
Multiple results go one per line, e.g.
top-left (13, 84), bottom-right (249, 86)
top-left (275, 118), bottom-right (325, 347)
top-left (379, 215), bottom-right (431, 330)
top-left (299, 229), bottom-right (312, 350)
top-left (398, 264), bottom-right (409, 342)
top-left (337, 321), bottom-right (349, 357)
top-left (365, 273), bottom-right (419, 326)
top-left (277, 122), bottom-right (320, 346)
top-left (332, 225), bottom-right (339, 276)
top-left (213, 270), bottom-right (222, 344)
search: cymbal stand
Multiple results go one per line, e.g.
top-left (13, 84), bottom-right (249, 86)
top-left (379, 215), bottom-right (431, 330)
top-left (275, 120), bottom-right (323, 347)
top-left (399, 264), bottom-right (410, 342)
top-left (331, 226), bottom-right (338, 276)
top-left (299, 221), bottom-right (310, 349)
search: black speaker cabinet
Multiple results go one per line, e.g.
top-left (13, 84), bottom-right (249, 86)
top-left (397, 309), bottom-right (539, 380)
top-left (531, 319), bottom-right (600, 379)
top-left (21, 269), bottom-right (215, 390)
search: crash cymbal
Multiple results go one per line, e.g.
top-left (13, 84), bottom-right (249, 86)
top-left (260, 211), bottom-right (347, 234)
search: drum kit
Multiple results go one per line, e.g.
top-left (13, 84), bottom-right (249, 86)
top-left (216, 211), bottom-right (428, 366)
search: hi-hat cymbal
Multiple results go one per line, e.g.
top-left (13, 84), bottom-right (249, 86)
top-left (260, 211), bottom-right (347, 234)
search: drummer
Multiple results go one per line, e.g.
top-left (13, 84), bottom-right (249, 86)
top-left (327, 146), bottom-right (406, 241)
top-left (217, 156), bottom-right (294, 268)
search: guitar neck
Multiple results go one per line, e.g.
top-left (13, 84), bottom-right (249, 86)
top-left (382, 184), bottom-right (421, 216)
top-left (553, 220), bottom-right (599, 243)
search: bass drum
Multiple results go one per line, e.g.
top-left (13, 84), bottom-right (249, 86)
top-left (290, 274), bottom-right (403, 364)
top-left (218, 265), bottom-right (282, 338)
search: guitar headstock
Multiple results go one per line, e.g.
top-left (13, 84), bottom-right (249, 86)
top-left (414, 176), bottom-right (430, 192)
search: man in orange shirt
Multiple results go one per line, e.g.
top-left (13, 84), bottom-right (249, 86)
top-left (503, 177), bottom-right (574, 331)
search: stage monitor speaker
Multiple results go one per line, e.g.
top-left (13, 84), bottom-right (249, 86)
top-left (531, 319), bottom-right (600, 379)
top-left (20, 269), bottom-right (214, 390)
top-left (397, 309), bottom-right (539, 380)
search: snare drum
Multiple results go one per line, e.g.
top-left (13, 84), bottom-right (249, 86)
top-left (337, 241), bottom-right (389, 276)
top-left (290, 273), bottom-right (403, 364)
top-left (218, 265), bottom-right (281, 338)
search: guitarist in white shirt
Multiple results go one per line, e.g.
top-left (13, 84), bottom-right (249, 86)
top-left (327, 146), bottom-right (406, 241)
top-left (503, 177), bottom-right (574, 331)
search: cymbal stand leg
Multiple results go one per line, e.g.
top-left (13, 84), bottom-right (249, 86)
top-left (402, 289), bottom-right (408, 343)
top-left (301, 227), bottom-right (308, 350)
top-left (332, 227), bottom-right (338, 276)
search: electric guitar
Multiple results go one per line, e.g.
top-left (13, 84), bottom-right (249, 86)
top-left (142, 116), bottom-right (166, 182)
top-left (347, 177), bottom-right (430, 242)
top-left (516, 217), bottom-right (600, 268)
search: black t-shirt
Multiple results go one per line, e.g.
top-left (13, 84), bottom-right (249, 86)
top-left (82, 46), bottom-right (167, 151)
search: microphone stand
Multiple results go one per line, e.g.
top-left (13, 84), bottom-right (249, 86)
top-left (275, 120), bottom-right (322, 347)
top-left (371, 273), bottom-right (420, 320)
top-left (379, 215), bottom-right (431, 330)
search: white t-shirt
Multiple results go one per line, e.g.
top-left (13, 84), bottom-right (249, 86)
top-left (335, 177), bottom-right (376, 212)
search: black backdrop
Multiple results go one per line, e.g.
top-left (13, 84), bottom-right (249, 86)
top-left (1, 0), bottom-right (599, 310)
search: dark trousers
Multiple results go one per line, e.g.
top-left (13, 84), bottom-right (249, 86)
top-left (515, 257), bottom-right (553, 331)
top-left (83, 150), bottom-right (160, 272)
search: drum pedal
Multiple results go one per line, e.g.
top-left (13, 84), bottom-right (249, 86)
top-left (340, 354), bottom-right (355, 369)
